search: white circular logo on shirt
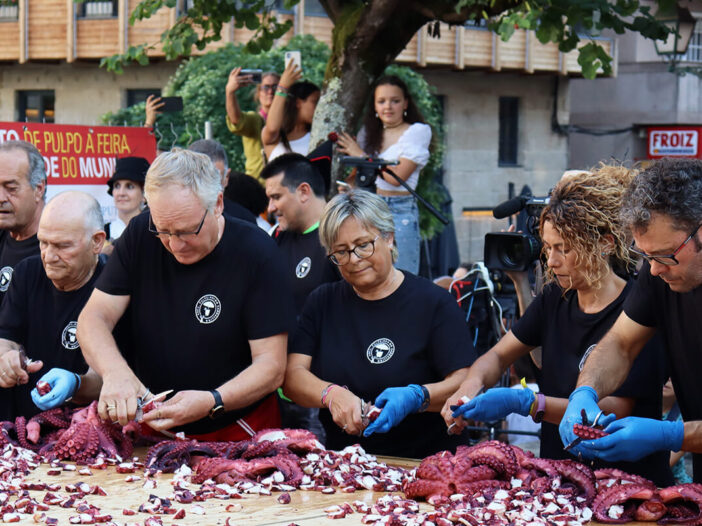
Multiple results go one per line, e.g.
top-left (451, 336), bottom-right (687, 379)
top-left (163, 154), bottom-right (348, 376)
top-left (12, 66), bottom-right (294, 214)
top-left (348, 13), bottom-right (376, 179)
top-left (61, 321), bottom-right (79, 350)
top-left (0, 266), bottom-right (13, 292)
top-left (195, 294), bottom-right (221, 324)
top-left (366, 338), bottom-right (395, 364)
top-left (296, 257), bottom-right (312, 279)
top-left (579, 344), bottom-right (597, 371)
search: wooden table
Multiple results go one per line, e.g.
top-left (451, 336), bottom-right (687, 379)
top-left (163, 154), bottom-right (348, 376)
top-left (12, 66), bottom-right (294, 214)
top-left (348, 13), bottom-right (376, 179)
top-left (19, 452), bottom-right (639, 525)
top-left (20, 453), bottom-right (426, 525)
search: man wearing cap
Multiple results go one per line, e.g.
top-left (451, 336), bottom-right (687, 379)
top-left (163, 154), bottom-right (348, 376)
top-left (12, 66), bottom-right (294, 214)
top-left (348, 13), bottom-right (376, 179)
top-left (77, 148), bottom-right (295, 440)
top-left (0, 141), bottom-right (47, 303)
top-left (0, 192), bottom-right (107, 420)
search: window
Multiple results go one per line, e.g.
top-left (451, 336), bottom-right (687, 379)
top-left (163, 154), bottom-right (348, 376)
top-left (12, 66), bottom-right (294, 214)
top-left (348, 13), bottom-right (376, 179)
top-left (682, 22), bottom-right (702, 63)
top-left (126, 89), bottom-right (161, 107)
top-left (498, 97), bottom-right (519, 166)
top-left (0, 1), bottom-right (18, 22)
top-left (304, 0), bottom-right (327, 17)
top-left (17, 90), bottom-right (55, 123)
top-left (77, 0), bottom-right (117, 18)
top-left (464, 18), bottom-right (488, 29)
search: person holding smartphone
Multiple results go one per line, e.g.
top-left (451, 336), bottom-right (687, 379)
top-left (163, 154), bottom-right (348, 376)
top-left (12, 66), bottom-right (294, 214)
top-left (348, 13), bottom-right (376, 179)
top-left (261, 60), bottom-right (320, 163)
top-left (226, 66), bottom-right (280, 183)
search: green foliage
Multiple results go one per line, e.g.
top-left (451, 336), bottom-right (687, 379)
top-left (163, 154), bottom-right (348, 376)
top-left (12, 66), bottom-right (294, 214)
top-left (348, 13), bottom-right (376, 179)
top-left (485, 0), bottom-right (674, 78)
top-left (102, 0), bottom-right (299, 72)
top-left (103, 35), bottom-right (329, 173)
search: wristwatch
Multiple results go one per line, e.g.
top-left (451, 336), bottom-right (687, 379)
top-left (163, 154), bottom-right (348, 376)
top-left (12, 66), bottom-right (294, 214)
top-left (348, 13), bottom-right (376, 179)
top-left (532, 392), bottom-right (546, 423)
top-left (208, 389), bottom-right (225, 419)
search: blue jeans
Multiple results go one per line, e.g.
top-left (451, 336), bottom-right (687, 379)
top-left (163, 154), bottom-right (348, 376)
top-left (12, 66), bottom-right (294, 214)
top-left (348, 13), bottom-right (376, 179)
top-left (381, 195), bottom-right (419, 274)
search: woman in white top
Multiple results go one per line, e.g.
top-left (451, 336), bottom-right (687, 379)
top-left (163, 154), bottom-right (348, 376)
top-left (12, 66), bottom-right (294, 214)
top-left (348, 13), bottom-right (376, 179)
top-left (102, 156), bottom-right (149, 255)
top-left (262, 60), bottom-right (320, 162)
top-left (337, 75), bottom-right (431, 274)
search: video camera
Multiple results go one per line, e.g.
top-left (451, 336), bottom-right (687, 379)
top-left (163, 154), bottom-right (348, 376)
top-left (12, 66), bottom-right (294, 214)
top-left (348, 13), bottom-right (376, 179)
top-left (484, 194), bottom-right (550, 271)
top-left (339, 156), bottom-right (398, 188)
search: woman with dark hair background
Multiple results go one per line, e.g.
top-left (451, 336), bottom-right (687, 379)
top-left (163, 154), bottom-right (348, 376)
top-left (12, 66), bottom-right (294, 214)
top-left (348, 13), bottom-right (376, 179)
top-left (336, 75), bottom-right (431, 274)
top-left (262, 61), bottom-right (320, 162)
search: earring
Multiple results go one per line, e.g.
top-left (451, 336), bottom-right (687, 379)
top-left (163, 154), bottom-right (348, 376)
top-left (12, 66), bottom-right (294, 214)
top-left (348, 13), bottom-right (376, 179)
top-left (375, 112), bottom-right (379, 118)
top-left (403, 110), bottom-right (407, 117)
top-left (601, 251), bottom-right (608, 257)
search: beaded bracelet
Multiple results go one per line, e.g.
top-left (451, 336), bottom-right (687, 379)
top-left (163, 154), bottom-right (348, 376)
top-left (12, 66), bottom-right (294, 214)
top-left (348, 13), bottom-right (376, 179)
top-left (277, 84), bottom-right (289, 92)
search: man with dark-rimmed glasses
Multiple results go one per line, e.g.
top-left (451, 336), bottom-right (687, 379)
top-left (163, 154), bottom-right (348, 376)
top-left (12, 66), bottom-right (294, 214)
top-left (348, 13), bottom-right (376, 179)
top-left (77, 148), bottom-right (295, 441)
top-left (560, 157), bottom-right (702, 482)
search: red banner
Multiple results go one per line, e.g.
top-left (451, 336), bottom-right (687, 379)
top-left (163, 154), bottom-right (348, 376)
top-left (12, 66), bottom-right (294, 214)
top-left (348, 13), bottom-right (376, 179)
top-left (0, 122), bottom-right (157, 184)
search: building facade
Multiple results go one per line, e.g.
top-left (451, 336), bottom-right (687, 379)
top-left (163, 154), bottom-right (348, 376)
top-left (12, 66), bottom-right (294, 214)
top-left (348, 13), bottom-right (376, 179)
top-left (0, 0), bottom-right (614, 265)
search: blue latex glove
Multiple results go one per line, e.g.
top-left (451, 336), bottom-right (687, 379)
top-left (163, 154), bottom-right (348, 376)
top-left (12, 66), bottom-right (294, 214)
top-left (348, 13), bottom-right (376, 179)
top-left (31, 368), bottom-right (80, 411)
top-left (363, 384), bottom-right (424, 437)
top-left (578, 416), bottom-right (684, 462)
top-left (559, 385), bottom-right (615, 458)
top-left (452, 387), bottom-right (535, 421)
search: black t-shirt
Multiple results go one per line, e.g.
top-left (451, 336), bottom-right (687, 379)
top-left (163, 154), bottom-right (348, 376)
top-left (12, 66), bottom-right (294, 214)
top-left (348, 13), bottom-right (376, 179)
top-left (96, 212), bottom-right (295, 435)
top-left (0, 230), bottom-right (40, 303)
top-left (223, 198), bottom-right (257, 225)
top-left (512, 280), bottom-right (672, 487)
top-left (625, 261), bottom-right (702, 483)
top-left (290, 271), bottom-right (477, 458)
top-left (0, 256), bottom-right (99, 421)
top-left (272, 225), bottom-right (339, 317)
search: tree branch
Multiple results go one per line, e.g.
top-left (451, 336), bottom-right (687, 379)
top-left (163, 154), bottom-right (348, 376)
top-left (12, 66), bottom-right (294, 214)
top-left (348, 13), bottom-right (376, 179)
top-left (319, 0), bottom-right (346, 23)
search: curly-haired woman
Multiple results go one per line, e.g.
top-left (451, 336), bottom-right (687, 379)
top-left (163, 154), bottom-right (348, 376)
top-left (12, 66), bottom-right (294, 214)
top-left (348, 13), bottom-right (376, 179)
top-left (442, 165), bottom-right (673, 487)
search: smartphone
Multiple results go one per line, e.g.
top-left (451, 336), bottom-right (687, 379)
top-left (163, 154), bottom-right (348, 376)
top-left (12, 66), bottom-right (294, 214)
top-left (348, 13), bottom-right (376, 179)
top-left (160, 96), bottom-right (183, 112)
top-left (240, 69), bottom-right (262, 83)
top-left (285, 51), bottom-right (301, 70)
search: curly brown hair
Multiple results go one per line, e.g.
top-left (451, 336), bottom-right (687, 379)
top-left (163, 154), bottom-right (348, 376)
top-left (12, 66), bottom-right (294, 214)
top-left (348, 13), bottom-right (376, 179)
top-left (539, 164), bottom-right (637, 290)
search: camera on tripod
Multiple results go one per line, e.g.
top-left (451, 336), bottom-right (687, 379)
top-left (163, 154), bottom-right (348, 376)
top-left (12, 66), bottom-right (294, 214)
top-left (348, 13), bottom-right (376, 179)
top-left (484, 194), bottom-right (550, 272)
top-left (339, 156), bottom-right (398, 189)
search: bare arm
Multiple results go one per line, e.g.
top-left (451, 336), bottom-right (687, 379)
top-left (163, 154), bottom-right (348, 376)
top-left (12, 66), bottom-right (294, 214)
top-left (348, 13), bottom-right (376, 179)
top-left (441, 331), bottom-right (532, 426)
top-left (576, 312), bottom-right (656, 398)
top-left (424, 367), bottom-right (470, 411)
top-left (143, 333), bottom-right (288, 431)
top-left (541, 395), bottom-right (634, 426)
top-left (284, 352), bottom-right (365, 436)
top-left (261, 62), bottom-right (301, 150)
top-left (225, 67), bottom-right (251, 127)
top-left (682, 421), bottom-right (702, 453)
top-left (144, 95), bottom-right (164, 128)
top-left (71, 368), bottom-right (103, 405)
top-left (379, 158), bottom-right (418, 186)
top-left (77, 289), bottom-right (144, 424)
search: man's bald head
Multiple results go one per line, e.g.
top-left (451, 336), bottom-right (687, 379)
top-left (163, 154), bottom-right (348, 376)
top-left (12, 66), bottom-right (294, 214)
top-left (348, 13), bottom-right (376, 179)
top-left (41, 192), bottom-right (104, 238)
top-left (38, 192), bottom-right (105, 291)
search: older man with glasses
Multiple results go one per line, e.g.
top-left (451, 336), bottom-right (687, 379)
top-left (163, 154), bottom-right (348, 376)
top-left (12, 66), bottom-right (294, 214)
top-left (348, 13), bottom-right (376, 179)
top-left (560, 157), bottom-right (702, 482)
top-left (77, 148), bottom-right (295, 441)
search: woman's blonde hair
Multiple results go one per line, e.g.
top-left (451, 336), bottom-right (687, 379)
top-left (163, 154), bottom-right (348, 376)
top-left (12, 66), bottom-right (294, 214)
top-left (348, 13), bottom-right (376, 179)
top-left (319, 189), bottom-right (398, 263)
top-left (539, 163), bottom-right (637, 290)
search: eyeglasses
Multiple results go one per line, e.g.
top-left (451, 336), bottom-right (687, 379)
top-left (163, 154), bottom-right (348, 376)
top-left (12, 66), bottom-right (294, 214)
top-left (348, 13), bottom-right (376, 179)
top-left (630, 224), bottom-right (701, 266)
top-left (328, 235), bottom-right (380, 266)
top-left (148, 209), bottom-right (208, 241)
top-left (260, 84), bottom-right (278, 93)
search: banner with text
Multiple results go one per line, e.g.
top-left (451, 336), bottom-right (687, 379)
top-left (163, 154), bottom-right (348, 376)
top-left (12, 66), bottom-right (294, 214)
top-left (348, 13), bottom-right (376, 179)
top-left (0, 122), bottom-right (157, 223)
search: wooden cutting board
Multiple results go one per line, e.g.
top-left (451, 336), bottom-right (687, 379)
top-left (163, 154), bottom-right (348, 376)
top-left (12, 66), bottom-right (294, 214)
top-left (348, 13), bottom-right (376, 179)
top-left (19, 452), bottom-right (641, 525)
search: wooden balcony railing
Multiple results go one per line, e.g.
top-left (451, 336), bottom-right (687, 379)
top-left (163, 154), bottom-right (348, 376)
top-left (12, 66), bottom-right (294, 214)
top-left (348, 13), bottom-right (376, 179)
top-left (0, 0), bottom-right (615, 76)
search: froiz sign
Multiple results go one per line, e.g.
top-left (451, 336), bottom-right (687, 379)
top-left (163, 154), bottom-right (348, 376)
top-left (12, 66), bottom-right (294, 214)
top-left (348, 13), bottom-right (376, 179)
top-left (649, 128), bottom-right (699, 158)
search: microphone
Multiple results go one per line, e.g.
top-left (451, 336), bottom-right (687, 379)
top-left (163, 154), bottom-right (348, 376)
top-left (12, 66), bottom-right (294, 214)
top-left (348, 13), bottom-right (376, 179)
top-left (493, 196), bottom-right (527, 219)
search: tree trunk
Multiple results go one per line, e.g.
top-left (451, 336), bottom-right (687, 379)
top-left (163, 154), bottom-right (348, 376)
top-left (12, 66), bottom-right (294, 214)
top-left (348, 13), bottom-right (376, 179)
top-left (310, 0), bottom-right (429, 187)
